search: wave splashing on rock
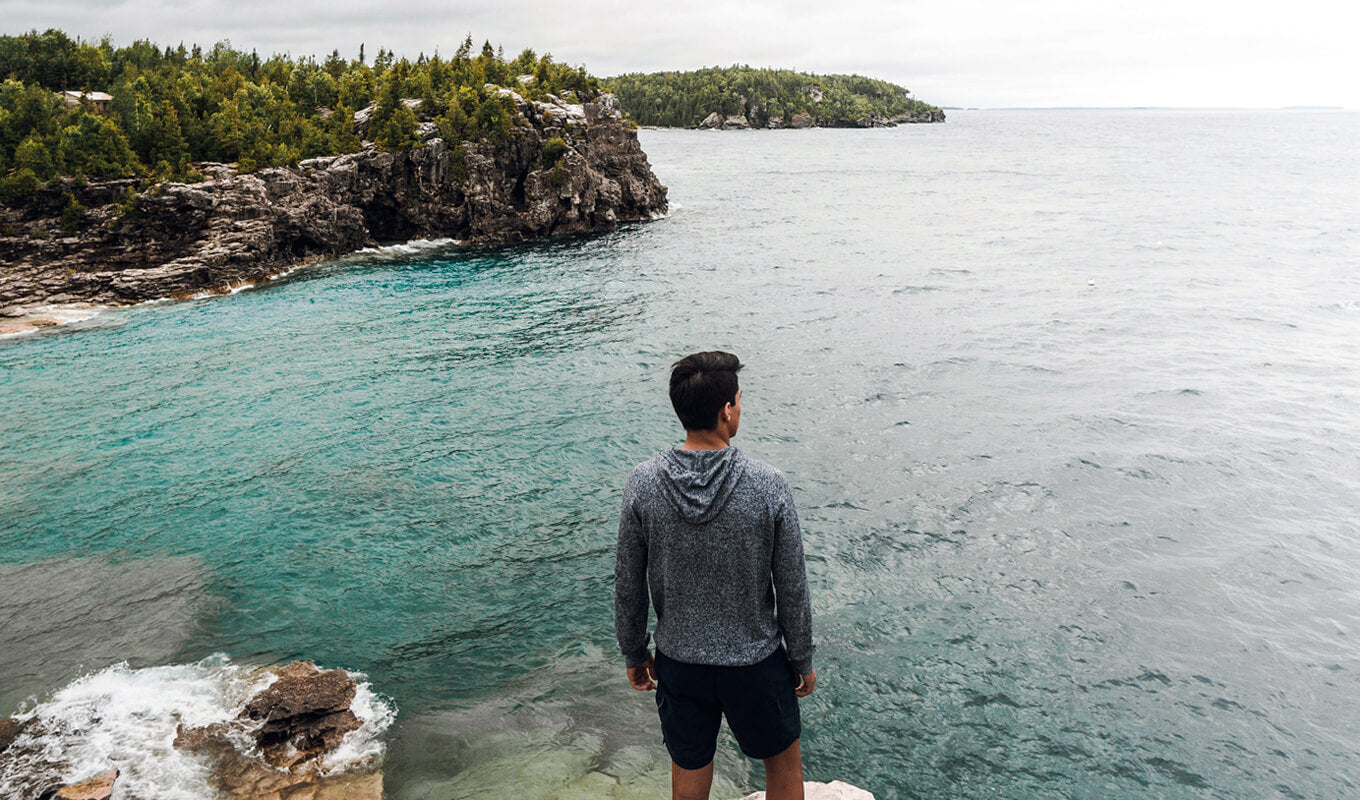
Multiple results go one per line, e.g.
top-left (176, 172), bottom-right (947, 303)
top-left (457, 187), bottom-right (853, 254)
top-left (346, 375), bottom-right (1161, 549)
top-left (0, 656), bottom-right (394, 800)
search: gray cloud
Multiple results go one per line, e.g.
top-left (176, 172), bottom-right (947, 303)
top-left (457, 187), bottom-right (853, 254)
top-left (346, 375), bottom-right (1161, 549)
top-left (2, 0), bottom-right (1354, 107)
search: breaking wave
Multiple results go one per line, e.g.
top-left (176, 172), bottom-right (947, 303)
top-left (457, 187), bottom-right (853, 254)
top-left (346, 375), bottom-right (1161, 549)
top-left (0, 656), bottom-right (394, 800)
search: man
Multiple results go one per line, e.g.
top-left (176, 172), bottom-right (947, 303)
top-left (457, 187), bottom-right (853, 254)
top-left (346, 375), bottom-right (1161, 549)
top-left (615, 351), bottom-right (816, 800)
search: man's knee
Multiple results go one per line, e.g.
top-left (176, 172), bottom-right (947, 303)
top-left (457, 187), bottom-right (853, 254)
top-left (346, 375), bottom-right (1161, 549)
top-left (672, 759), bottom-right (715, 800)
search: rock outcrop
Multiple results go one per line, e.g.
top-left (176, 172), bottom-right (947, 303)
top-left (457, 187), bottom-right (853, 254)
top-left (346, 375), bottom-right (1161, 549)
top-left (174, 661), bottom-right (382, 800)
top-left (692, 108), bottom-right (943, 131)
top-left (0, 89), bottom-right (667, 310)
top-left (0, 716), bottom-right (27, 753)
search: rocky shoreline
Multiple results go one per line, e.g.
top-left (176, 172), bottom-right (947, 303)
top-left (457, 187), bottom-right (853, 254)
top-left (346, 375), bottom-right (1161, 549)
top-left (0, 89), bottom-right (667, 336)
top-left (0, 661), bottom-right (384, 800)
top-left (666, 109), bottom-right (946, 130)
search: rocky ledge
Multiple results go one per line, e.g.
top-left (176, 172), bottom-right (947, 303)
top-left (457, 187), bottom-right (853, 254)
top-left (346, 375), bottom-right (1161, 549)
top-left (0, 88), bottom-right (667, 318)
top-left (694, 109), bottom-right (945, 130)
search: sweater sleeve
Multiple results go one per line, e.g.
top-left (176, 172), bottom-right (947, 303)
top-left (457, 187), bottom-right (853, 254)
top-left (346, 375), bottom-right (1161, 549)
top-left (772, 475), bottom-right (816, 675)
top-left (614, 472), bottom-right (652, 667)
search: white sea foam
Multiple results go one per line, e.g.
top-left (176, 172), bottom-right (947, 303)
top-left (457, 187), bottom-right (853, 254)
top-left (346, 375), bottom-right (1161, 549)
top-left (0, 305), bottom-right (106, 338)
top-left (0, 656), bottom-right (395, 800)
top-left (354, 238), bottom-right (460, 258)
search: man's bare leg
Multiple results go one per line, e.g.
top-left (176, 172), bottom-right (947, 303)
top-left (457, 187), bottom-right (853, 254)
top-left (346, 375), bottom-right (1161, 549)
top-left (763, 739), bottom-right (804, 800)
top-left (672, 759), bottom-right (714, 800)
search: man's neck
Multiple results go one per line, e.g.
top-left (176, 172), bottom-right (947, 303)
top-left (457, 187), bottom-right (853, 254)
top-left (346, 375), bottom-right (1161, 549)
top-left (681, 428), bottom-right (730, 450)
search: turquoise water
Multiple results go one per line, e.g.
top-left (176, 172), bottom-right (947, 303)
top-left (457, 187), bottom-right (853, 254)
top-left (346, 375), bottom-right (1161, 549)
top-left (4, 111), bottom-right (1360, 798)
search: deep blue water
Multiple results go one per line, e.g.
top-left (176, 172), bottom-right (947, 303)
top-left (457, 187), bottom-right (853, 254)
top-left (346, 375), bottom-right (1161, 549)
top-left (3, 110), bottom-right (1360, 799)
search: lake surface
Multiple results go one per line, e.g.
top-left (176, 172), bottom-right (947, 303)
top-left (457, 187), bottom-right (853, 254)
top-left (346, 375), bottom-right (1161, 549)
top-left (3, 110), bottom-right (1359, 799)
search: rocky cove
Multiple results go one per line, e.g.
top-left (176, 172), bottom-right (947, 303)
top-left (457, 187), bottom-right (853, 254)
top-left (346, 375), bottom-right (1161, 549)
top-left (0, 658), bottom-right (877, 800)
top-left (0, 88), bottom-right (667, 336)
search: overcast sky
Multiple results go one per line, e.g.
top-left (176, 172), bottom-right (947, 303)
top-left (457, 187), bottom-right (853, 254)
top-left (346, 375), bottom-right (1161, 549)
top-left (3, 0), bottom-right (1356, 108)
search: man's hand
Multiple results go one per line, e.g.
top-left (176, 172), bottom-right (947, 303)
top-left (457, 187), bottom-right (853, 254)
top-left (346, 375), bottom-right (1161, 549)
top-left (794, 669), bottom-right (816, 698)
top-left (627, 657), bottom-right (657, 691)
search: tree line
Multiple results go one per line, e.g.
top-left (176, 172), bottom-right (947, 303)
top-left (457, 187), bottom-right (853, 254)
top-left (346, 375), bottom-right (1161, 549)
top-left (605, 65), bottom-right (940, 128)
top-left (0, 29), bottom-right (602, 199)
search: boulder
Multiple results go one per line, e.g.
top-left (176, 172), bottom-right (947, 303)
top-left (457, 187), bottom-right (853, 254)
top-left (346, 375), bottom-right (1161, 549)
top-left (174, 661), bottom-right (382, 800)
top-left (54, 769), bottom-right (118, 800)
top-left (722, 115), bottom-right (751, 130)
top-left (790, 112), bottom-right (815, 129)
top-left (698, 111), bottom-right (724, 129)
top-left (737, 780), bottom-right (874, 800)
top-left (238, 661), bottom-right (362, 768)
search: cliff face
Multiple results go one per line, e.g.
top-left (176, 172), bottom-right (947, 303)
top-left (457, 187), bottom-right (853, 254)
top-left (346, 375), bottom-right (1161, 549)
top-left (0, 90), bottom-right (667, 308)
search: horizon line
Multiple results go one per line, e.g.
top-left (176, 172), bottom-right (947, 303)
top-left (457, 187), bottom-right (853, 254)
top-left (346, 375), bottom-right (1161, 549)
top-left (942, 105), bottom-right (1351, 112)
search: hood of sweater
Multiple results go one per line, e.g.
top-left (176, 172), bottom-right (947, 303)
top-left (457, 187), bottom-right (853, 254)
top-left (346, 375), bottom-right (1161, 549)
top-left (657, 446), bottom-right (749, 525)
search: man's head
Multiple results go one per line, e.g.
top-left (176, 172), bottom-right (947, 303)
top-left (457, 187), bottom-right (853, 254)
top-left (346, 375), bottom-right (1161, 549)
top-left (669, 351), bottom-right (743, 433)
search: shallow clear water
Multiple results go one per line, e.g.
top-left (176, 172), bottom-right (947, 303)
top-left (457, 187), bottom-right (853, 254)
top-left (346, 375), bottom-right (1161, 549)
top-left (3, 110), bottom-right (1360, 798)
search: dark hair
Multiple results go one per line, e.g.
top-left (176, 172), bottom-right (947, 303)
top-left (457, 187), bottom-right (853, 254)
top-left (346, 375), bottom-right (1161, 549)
top-left (669, 351), bottom-right (743, 431)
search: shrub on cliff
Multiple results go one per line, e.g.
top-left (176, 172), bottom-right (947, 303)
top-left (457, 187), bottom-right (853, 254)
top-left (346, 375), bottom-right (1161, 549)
top-left (60, 193), bottom-right (84, 231)
top-left (0, 167), bottom-right (40, 199)
top-left (541, 136), bottom-right (568, 166)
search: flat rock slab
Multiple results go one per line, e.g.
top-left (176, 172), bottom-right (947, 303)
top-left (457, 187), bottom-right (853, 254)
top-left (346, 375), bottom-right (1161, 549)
top-left (55, 768), bottom-right (118, 800)
top-left (737, 780), bottom-right (874, 800)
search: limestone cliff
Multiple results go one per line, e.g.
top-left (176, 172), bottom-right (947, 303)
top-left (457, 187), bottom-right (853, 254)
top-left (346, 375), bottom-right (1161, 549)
top-left (0, 90), bottom-right (667, 309)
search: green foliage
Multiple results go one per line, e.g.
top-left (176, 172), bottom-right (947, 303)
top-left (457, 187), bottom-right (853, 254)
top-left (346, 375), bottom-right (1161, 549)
top-left (14, 136), bottom-right (55, 180)
top-left (0, 29), bottom-right (607, 193)
top-left (448, 143), bottom-right (469, 183)
top-left (541, 136), bottom-right (568, 167)
top-left (369, 68), bottom-right (420, 152)
top-left (56, 112), bottom-right (142, 177)
top-left (0, 167), bottom-right (40, 199)
top-left (116, 185), bottom-right (139, 216)
top-left (548, 159), bottom-right (567, 189)
top-left (605, 65), bottom-right (941, 127)
top-left (60, 192), bottom-right (84, 230)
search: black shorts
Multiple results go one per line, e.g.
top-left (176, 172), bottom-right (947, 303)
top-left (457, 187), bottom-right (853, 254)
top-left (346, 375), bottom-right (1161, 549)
top-left (653, 646), bottom-right (802, 770)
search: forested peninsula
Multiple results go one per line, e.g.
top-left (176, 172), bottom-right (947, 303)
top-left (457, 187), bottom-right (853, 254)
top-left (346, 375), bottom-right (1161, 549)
top-left (606, 65), bottom-right (945, 129)
top-left (0, 29), bottom-right (667, 326)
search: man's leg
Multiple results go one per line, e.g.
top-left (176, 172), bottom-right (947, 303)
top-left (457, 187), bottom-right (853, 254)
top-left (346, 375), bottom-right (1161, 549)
top-left (672, 759), bottom-right (715, 800)
top-left (763, 739), bottom-right (804, 800)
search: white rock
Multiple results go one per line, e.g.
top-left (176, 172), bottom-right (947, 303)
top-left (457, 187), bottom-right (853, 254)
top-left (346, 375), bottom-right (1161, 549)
top-left (736, 780), bottom-right (874, 800)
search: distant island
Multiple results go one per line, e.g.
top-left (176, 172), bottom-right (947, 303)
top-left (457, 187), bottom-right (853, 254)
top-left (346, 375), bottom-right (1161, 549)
top-left (606, 65), bottom-right (945, 129)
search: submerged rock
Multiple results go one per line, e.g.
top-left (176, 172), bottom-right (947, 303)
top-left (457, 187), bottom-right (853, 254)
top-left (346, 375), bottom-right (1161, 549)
top-left (0, 716), bottom-right (27, 753)
top-left (737, 780), bottom-right (875, 800)
top-left (0, 89), bottom-right (667, 309)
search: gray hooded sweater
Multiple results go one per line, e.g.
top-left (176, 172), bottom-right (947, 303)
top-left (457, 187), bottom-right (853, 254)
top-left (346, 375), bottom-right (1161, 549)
top-left (614, 446), bottom-right (816, 675)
